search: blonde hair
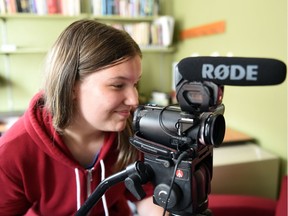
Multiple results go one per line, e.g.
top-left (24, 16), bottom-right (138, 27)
top-left (43, 19), bottom-right (142, 171)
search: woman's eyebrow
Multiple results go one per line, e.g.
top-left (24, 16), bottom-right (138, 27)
top-left (110, 75), bottom-right (142, 81)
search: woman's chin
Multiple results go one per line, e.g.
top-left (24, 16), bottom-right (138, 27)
top-left (113, 122), bottom-right (127, 132)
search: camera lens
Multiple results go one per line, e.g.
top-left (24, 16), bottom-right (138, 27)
top-left (203, 114), bottom-right (225, 146)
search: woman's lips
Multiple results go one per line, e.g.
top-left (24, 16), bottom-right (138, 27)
top-left (116, 110), bottom-right (131, 118)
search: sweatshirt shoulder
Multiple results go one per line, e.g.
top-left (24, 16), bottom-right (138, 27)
top-left (0, 117), bottom-right (37, 159)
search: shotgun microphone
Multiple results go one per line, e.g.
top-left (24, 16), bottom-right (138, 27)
top-left (176, 56), bottom-right (286, 86)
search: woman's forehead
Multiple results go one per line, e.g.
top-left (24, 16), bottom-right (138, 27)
top-left (82, 57), bottom-right (142, 82)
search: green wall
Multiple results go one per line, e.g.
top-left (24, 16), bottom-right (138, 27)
top-left (0, 0), bottom-right (287, 179)
top-left (172, 0), bottom-right (287, 177)
top-left (0, 17), bottom-right (83, 111)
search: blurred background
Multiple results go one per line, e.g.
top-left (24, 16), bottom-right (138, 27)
top-left (0, 0), bottom-right (286, 201)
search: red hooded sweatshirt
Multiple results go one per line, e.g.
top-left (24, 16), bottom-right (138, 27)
top-left (0, 93), bottom-right (153, 215)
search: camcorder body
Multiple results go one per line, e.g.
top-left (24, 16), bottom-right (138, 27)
top-left (129, 62), bottom-right (226, 215)
top-left (75, 56), bottom-right (286, 216)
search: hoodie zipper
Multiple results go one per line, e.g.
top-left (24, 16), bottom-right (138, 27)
top-left (86, 167), bottom-right (94, 198)
top-left (85, 161), bottom-right (109, 216)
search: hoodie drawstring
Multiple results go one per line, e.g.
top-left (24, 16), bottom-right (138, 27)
top-left (74, 168), bottom-right (81, 210)
top-left (100, 159), bottom-right (109, 216)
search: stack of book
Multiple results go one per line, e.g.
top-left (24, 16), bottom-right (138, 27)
top-left (112, 15), bottom-right (175, 48)
top-left (0, 0), bottom-right (81, 16)
top-left (91, 0), bottom-right (159, 17)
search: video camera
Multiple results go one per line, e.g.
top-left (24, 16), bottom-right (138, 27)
top-left (76, 56), bottom-right (286, 216)
top-left (129, 62), bottom-right (226, 215)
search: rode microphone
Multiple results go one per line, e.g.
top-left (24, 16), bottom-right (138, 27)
top-left (176, 56), bottom-right (286, 86)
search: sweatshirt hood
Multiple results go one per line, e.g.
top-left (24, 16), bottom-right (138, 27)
top-left (24, 92), bottom-right (116, 169)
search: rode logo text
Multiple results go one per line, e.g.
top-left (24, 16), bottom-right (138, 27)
top-left (202, 64), bottom-right (258, 81)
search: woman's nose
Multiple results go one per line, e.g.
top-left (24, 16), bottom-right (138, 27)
top-left (125, 88), bottom-right (139, 106)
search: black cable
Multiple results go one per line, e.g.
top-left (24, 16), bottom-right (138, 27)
top-left (162, 151), bottom-right (188, 216)
top-left (158, 105), bottom-right (193, 148)
top-left (158, 104), bottom-right (179, 138)
top-left (75, 161), bottom-right (152, 216)
top-left (75, 169), bottom-right (128, 216)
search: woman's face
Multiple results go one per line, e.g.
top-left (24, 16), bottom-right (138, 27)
top-left (73, 56), bottom-right (142, 133)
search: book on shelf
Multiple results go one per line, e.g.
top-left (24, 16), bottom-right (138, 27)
top-left (110, 15), bottom-right (175, 48)
top-left (16, 0), bottom-right (29, 13)
top-left (60, 0), bottom-right (80, 16)
top-left (0, 0), bottom-right (81, 15)
top-left (152, 16), bottom-right (174, 47)
top-left (0, 0), bottom-right (17, 14)
top-left (91, 0), bottom-right (159, 17)
top-left (47, 0), bottom-right (58, 14)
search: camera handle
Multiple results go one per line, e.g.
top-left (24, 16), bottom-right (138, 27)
top-left (75, 161), bottom-right (152, 216)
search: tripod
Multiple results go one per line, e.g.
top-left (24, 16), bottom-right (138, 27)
top-left (145, 146), bottom-right (213, 216)
top-left (75, 146), bottom-right (213, 216)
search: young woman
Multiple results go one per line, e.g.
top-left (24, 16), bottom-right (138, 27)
top-left (0, 19), bottom-right (166, 216)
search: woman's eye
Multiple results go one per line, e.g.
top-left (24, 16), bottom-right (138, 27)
top-left (112, 84), bottom-right (124, 89)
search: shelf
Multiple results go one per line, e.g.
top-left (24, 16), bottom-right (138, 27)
top-left (0, 1), bottom-right (174, 113)
top-left (141, 46), bottom-right (175, 53)
top-left (0, 14), bottom-right (174, 52)
top-left (0, 46), bottom-right (175, 54)
top-left (0, 13), bottom-right (157, 22)
top-left (91, 15), bottom-right (156, 22)
top-left (0, 13), bottom-right (90, 20)
top-left (223, 127), bottom-right (256, 144)
top-left (0, 48), bottom-right (48, 54)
